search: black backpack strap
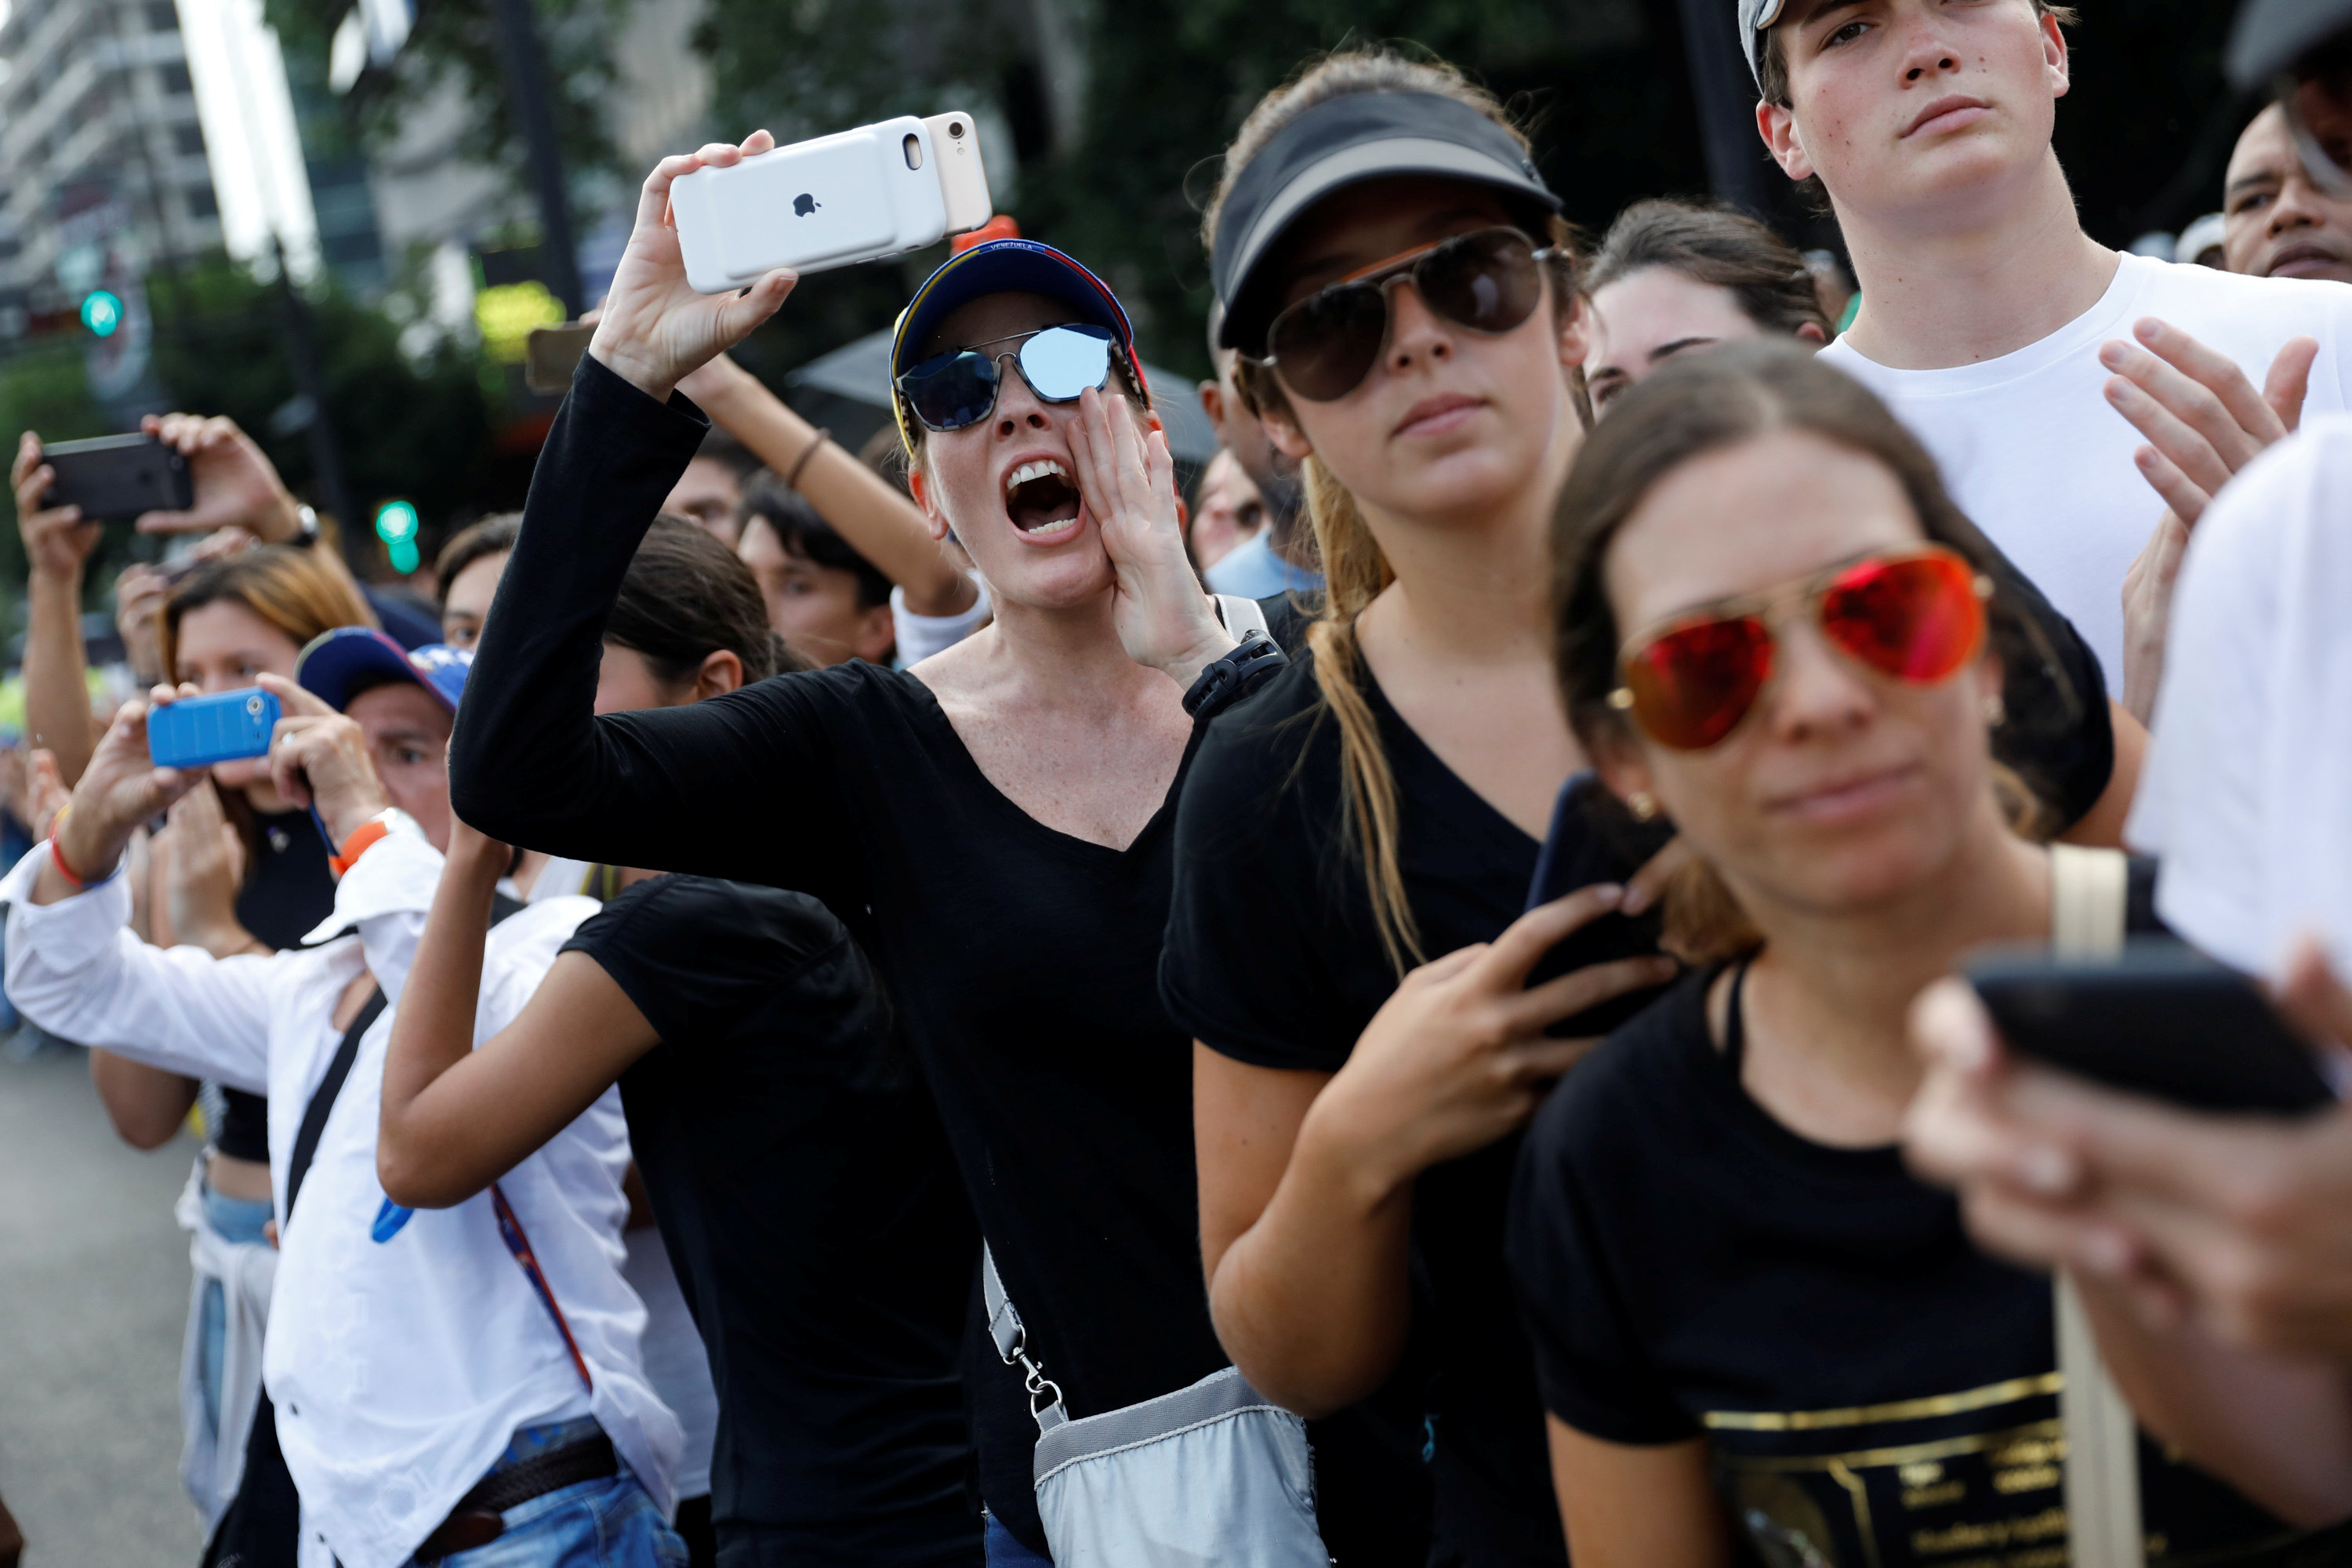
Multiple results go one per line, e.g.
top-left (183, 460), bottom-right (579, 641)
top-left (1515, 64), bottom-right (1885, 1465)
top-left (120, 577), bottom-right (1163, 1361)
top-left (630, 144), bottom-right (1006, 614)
top-left (282, 890), bottom-right (528, 1222)
top-left (285, 985), bottom-right (387, 1222)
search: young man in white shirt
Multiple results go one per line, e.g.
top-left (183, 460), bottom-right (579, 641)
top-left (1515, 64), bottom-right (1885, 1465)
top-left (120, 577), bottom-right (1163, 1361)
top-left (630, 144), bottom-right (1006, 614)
top-left (2, 633), bottom-right (682, 1568)
top-left (1902, 5), bottom-right (2352, 1522)
top-left (1737, 0), bottom-right (2352, 703)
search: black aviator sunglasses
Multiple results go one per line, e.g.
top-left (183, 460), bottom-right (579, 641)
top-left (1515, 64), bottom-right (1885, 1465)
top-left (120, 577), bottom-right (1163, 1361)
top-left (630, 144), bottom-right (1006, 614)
top-left (1251, 227), bottom-right (1560, 404)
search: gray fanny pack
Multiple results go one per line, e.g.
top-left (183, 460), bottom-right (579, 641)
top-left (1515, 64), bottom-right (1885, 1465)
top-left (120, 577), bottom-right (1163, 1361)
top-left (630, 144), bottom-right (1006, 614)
top-left (982, 1246), bottom-right (1328, 1567)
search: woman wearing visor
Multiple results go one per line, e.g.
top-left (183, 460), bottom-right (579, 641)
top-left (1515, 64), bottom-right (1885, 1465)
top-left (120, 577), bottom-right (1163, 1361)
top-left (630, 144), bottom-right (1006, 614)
top-left (448, 136), bottom-right (1417, 1563)
top-left (1164, 50), bottom-right (2124, 1565)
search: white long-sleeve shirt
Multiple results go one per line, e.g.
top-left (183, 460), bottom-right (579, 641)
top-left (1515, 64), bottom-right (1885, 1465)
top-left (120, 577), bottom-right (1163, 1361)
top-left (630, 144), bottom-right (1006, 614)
top-left (2, 835), bottom-right (681, 1568)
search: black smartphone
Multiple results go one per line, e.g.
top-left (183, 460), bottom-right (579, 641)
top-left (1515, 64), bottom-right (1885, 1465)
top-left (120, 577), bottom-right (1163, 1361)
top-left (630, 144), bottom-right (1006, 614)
top-left (1967, 939), bottom-right (2336, 1116)
top-left (39, 434), bottom-right (193, 521)
top-left (1525, 772), bottom-right (1679, 1038)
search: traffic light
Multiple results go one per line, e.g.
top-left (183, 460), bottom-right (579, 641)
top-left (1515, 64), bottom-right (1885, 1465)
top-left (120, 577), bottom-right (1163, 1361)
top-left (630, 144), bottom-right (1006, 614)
top-left (374, 499), bottom-right (420, 575)
top-left (80, 289), bottom-right (124, 337)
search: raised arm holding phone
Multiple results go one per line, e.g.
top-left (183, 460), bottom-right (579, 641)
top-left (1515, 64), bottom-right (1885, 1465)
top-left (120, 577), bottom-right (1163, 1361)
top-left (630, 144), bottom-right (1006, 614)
top-left (449, 129), bottom-right (1446, 1562)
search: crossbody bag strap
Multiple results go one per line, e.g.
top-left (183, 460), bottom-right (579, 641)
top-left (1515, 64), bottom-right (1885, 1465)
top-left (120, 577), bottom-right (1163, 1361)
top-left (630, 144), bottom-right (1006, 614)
top-left (2049, 844), bottom-right (2145, 1568)
top-left (489, 1182), bottom-right (593, 1392)
top-left (477, 889), bottom-right (595, 1390)
top-left (285, 985), bottom-right (387, 1222)
top-left (982, 1244), bottom-right (1067, 1432)
top-left (361, 891), bottom-right (590, 1395)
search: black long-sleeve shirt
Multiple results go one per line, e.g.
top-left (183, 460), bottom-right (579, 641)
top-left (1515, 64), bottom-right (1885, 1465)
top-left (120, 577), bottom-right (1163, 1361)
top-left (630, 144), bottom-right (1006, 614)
top-left (451, 357), bottom-right (1234, 1552)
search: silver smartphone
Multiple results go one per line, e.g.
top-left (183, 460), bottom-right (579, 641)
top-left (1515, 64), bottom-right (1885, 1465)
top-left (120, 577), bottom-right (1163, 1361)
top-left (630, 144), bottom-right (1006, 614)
top-left (670, 112), bottom-right (993, 294)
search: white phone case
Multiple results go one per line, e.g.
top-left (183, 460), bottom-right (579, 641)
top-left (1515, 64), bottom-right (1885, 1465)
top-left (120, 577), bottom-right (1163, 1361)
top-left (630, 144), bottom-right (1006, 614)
top-left (922, 111), bottom-right (995, 234)
top-left (671, 113), bottom-right (993, 294)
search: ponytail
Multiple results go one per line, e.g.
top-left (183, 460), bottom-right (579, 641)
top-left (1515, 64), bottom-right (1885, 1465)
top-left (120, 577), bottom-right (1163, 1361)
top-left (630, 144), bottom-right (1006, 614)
top-left (1300, 454), bottom-right (1422, 974)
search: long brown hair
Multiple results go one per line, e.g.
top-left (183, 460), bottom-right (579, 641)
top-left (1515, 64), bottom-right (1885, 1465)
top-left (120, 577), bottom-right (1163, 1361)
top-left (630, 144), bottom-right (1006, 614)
top-left (1551, 340), bottom-right (2067, 961)
top-left (1203, 46), bottom-right (1579, 974)
top-left (159, 546), bottom-right (376, 683)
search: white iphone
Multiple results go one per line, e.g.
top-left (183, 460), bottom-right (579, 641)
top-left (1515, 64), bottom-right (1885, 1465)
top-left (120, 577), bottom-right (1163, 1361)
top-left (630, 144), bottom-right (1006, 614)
top-left (670, 112), bottom-right (995, 294)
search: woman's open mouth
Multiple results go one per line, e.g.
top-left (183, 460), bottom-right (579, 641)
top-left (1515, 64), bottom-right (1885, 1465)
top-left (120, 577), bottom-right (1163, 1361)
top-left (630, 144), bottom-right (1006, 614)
top-left (1005, 459), bottom-right (1083, 541)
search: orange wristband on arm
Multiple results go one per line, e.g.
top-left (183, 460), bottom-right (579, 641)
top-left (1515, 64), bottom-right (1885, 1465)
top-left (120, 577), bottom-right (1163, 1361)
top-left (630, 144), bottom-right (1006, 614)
top-left (329, 817), bottom-right (394, 878)
top-left (47, 806), bottom-right (121, 891)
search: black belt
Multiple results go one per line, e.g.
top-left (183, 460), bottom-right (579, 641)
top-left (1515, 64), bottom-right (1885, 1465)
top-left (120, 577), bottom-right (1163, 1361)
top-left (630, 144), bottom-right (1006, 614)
top-left (412, 1433), bottom-right (617, 1563)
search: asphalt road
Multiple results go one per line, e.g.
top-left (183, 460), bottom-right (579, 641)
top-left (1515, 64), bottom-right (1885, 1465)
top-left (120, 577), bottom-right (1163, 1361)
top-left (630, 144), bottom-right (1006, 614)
top-left (0, 1042), bottom-right (209, 1566)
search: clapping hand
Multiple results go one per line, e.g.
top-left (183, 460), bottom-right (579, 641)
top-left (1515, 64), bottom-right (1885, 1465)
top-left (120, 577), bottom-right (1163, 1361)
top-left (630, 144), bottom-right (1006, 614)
top-left (2107, 322), bottom-right (2314, 720)
top-left (590, 132), bottom-right (798, 405)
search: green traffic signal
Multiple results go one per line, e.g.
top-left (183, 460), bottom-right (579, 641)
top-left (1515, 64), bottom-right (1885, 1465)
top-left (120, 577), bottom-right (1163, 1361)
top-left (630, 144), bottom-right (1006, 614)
top-left (80, 289), bottom-right (124, 338)
top-left (373, 499), bottom-right (419, 543)
top-left (389, 536), bottom-right (420, 575)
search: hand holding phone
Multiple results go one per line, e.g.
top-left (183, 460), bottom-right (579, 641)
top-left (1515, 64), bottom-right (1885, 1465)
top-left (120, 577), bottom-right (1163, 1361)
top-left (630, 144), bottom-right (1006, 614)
top-left (147, 688), bottom-right (281, 770)
top-left (49, 689), bottom-right (211, 888)
top-left (587, 131), bottom-right (800, 404)
top-left (11, 433), bottom-right (106, 581)
top-left (1967, 939), bottom-right (2337, 1116)
top-left (1525, 773), bottom-right (1682, 1037)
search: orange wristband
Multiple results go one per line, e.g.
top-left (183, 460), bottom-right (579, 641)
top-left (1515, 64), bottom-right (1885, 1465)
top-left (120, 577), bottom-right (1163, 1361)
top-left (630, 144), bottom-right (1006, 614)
top-left (330, 818), bottom-right (393, 877)
top-left (48, 807), bottom-right (120, 891)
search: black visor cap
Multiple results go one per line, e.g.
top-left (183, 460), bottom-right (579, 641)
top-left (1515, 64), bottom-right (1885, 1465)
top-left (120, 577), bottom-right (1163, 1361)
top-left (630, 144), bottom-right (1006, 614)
top-left (1210, 90), bottom-right (1562, 358)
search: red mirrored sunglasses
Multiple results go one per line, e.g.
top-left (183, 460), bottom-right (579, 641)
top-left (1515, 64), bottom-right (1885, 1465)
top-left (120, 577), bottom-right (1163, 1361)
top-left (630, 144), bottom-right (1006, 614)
top-left (1608, 547), bottom-right (1992, 751)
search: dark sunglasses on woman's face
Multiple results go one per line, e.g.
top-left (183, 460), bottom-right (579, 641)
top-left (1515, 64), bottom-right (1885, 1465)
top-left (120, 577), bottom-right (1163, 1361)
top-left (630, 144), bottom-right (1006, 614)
top-left (1253, 227), bottom-right (1558, 405)
top-left (896, 325), bottom-right (1127, 434)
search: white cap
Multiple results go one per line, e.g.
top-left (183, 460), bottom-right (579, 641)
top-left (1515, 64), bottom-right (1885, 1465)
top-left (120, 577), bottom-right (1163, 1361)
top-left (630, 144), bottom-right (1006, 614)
top-left (2176, 212), bottom-right (2230, 267)
top-left (1740, 0), bottom-right (1788, 88)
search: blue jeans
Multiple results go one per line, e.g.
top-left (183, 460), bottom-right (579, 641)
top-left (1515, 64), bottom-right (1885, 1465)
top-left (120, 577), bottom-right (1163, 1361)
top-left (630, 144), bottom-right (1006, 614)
top-left (198, 1181), bottom-right (274, 1437)
top-left (419, 1472), bottom-right (686, 1567)
top-left (983, 1515), bottom-right (1052, 1566)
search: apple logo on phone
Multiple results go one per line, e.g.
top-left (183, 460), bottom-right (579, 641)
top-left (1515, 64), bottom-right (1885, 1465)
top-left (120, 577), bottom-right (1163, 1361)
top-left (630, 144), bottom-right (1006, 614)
top-left (793, 193), bottom-right (820, 216)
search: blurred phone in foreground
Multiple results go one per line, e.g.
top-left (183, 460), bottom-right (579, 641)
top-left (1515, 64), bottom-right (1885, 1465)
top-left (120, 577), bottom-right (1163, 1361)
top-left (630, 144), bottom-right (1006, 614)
top-left (1968, 939), bottom-right (2337, 1116)
top-left (1525, 772), bottom-right (1679, 1039)
top-left (148, 689), bottom-right (279, 771)
top-left (525, 322), bottom-right (597, 395)
top-left (670, 111), bottom-right (993, 293)
top-left (38, 434), bottom-right (194, 521)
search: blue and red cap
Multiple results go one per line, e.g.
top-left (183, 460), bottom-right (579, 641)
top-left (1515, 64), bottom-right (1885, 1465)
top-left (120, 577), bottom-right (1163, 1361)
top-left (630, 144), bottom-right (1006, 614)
top-left (294, 627), bottom-right (473, 714)
top-left (887, 238), bottom-right (1149, 457)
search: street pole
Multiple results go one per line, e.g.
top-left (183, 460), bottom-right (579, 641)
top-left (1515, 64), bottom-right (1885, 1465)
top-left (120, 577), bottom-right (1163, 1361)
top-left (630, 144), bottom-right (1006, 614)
top-left (1674, 0), bottom-right (1773, 215)
top-left (486, 0), bottom-right (585, 317)
top-left (270, 235), bottom-right (359, 567)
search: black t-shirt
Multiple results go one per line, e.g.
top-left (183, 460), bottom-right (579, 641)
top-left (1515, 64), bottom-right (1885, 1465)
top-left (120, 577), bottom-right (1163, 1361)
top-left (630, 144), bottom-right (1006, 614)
top-left (1505, 869), bottom-right (2314, 1566)
top-left (562, 875), bottom-right (979, 1564)
top-left (1166, 650), bottom-right (1640, 1567)
top-left (451, 358), bottom-right (1236, 1553)
top-left (215, 808), bottom-right (337, 1165)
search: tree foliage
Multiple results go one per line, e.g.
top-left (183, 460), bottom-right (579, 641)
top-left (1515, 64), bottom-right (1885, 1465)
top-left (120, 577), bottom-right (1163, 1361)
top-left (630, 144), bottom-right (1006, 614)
top-left (267, 0), bottom-right (634, 220)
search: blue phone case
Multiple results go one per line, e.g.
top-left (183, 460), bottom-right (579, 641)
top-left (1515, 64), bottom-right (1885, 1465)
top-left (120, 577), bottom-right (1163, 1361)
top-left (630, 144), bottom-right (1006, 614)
top-left (147, 688), bottom-right (281, 769)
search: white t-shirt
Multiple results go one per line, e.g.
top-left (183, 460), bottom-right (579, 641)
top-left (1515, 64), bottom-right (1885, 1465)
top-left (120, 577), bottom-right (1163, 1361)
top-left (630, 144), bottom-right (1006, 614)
top-left (1820, 253), bottom-right (2352, 686)
top-left (890, 573), bottom-right (990, 669)
top-left (2126, 416), bottom-right (2352, 978)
